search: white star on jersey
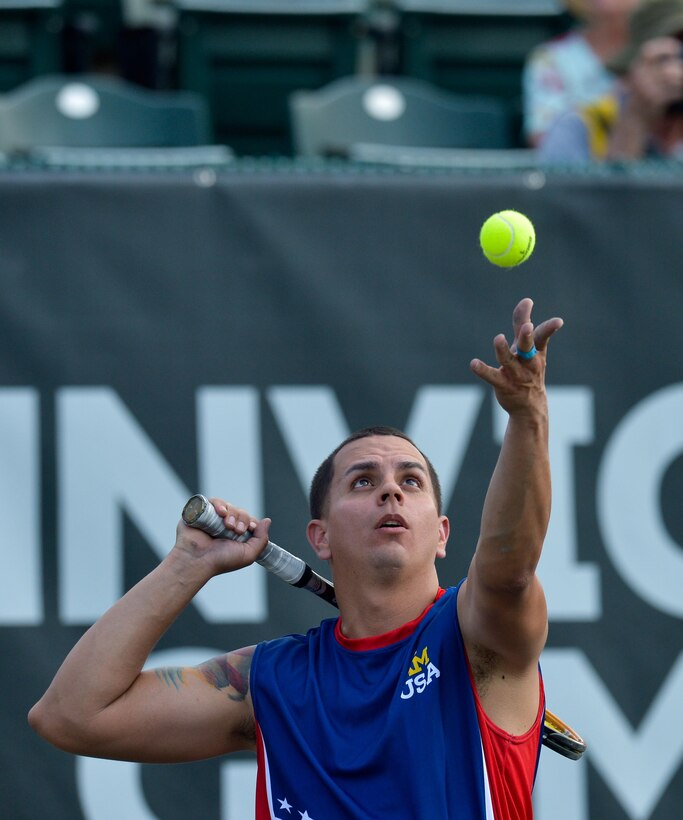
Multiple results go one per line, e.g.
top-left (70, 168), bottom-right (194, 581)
top-left (299, 812), bottom-right (314, 820)
top-left (277, 797), bottom-right (292, 813)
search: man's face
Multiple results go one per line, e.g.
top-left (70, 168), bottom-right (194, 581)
top-left (306, 436), bottom-right (449, 579)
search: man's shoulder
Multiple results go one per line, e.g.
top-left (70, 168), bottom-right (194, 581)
top-left (257, 617), bottom-right (337, 653)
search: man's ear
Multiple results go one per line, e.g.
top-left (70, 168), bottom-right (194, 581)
top-left (307, 519), bottom-right (331, 560)
top-left (436, 516), bottom-right (450, 560)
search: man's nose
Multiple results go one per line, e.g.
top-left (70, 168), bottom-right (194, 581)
top-left (380, 480), bottom-right (404, 503)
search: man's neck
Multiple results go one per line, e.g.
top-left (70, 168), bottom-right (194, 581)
top-left (335, 570), bottom-right (441, 640)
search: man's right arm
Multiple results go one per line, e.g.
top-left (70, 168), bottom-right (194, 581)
top-left (28, 503), bottom-right (270, 763)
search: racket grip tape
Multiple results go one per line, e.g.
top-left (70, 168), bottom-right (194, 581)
top-left (182, 494), bottom-right (337, 607)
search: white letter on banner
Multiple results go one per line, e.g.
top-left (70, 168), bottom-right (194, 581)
top-left (536, 648), bottom-right (683, 820)
top-left (266, 386), bottom-right (349, 492)
top-left (267, 385), bottom-right (484, 512)
top-left (534, 743), bottom-right (588, 820)
top-left (493, 388), bottom-right (601, 620)
top-left (196, 386), bottom-right (266, 620)
top-left (76, 757), bottom-right (155, 820)
top-left (79, 750), bottom-right (257, 820)
top-left (598, 383), bottom-right (683, 617)
top-left (402, 385), bottom-right (484, 511)
top-left (0, 388), bottom-right (41, 624)
top-left (221, 758), bottom-right (257, 820)
top-left (58, 388), bottom-right (265, 624)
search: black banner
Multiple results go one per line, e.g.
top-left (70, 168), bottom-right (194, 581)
top-left (1, 164), bottom-right (681, 819)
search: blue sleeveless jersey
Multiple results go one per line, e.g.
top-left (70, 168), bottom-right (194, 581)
top-left (251, 583), bottom-right (498, 819)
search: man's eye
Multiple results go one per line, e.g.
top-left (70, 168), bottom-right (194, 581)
top-left (352, 477), bottom-right (371, 488)
top-left (404, 476), bottom-right (421, 487)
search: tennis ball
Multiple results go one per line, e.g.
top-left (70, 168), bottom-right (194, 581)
top-left (480, 210), bottom-right (535, 267)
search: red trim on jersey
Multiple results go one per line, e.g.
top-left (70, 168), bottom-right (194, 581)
top-left (466, 660), bottom-right (545, 820)
top-left (334, 587), bottom-right (447, 651)
top-left (255, 721), bottom-right (272, 819)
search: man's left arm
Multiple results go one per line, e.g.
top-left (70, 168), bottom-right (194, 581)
top-left (458, 298), bottom-right (562, 729)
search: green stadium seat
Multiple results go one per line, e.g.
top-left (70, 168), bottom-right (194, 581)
top-left (0, 73), bottom-right (213, 151)
top-left (395, 0), bottom-right (572, 146)
top-left (290, 74), bottom-right (512, 156)
top-left (174, 0), bottom-right (368, 155)
top-left (0, 0), bottom-right (63, 91)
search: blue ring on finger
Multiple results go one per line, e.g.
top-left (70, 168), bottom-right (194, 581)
top-left (517, 345), bottom-right (538, 361)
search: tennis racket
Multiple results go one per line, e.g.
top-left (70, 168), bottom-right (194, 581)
top-left (181, 493), bottom-right (586, 761)
top-left (542, 708), bottom-right (587, 760)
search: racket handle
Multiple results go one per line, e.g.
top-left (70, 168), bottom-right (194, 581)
top-left (182, 494), bottom-right (338, 607)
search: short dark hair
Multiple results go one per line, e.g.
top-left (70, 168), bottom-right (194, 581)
top-left (309, 426), bottom-right (442, 519)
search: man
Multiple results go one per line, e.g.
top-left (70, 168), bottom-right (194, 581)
top-left (29, 297), bottom-right (563, 819)
top-left (539, 0), bottom-right (683, 162)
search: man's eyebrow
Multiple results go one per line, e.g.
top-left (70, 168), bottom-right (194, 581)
top-left (398, 461), bottom-right (427, 473)
top-left (343, 460), bottom-right (380, 477)
top-left (342, 459), bottom-right (427, 477)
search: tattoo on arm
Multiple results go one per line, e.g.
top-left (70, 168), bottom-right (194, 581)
top-left (155, 647), bottom-right (254, 702)
top-left (155, 668), bottom-right (185, 691)
top-left (197, 651), bottom-right (251, 701)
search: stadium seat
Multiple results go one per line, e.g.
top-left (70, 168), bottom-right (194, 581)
top-left (289, 74), bottom-right (511, 157)
top-left (394, 0), bottom-right (572, 146)
top-left (0, 0), bottom-right (63, 91)
top-left (175, 0), bottom-right (368, 155)
top-left (0, 74), bottom-right (213, 152)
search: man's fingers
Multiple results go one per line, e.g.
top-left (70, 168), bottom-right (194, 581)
top-left (512, 297), bottom-right (533, 325)
top-left (516, 321), bottom-right (535, 355)
top-left (533, 317), bottom-right (564, 351)
top-left (512, 297), bottom-right (533, 337)
top-left (472, 307), bottom-right (564, 385)
top-left (470, 357), bottom-right (504, 388)
top-left (244, 518), bottom-right (272, 560)
top-left (251, 517), bottom-right (271, 542)
top-left (470, 358), bottom-right (493, 383)
top-left (493, 333), bottom-right (518, 367)
top-left (210, 498), bottom-right (258, 536)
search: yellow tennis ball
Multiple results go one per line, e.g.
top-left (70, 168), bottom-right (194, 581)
top-left (479, 210), bottom-right (536, 267)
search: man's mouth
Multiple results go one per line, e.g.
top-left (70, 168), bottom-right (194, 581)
top-left (376, 514), bottom-right (408, 530)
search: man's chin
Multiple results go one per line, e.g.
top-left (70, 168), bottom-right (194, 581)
top-left (368, 544), bottom-right (411, 573)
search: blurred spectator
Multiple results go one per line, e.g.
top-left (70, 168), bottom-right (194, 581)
top-left (120, 0), bottom-right (177, 89)
top-left (538, 0), bottom-right (683, 162)
top-left (522, 1), bottom-right (639, 146)
top-left (62, 0), bottom-right (176, 89)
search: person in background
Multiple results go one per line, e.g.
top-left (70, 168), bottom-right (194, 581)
top-left (120, 0), bottom-right (177, 89)
top-left (538, 0), bottom-right (683, 162)
top-left (523, 0), bottom-right (640, 146)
